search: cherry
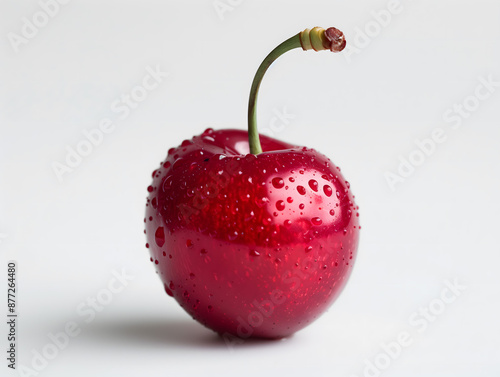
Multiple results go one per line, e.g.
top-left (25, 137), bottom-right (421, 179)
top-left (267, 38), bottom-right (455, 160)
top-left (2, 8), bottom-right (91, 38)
top-left (145, 27), bottom-right (359, 340)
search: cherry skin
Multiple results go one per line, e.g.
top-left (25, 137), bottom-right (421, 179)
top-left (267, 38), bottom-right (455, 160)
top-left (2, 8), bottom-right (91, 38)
top-left (145, 128), bottom-right (360, 339)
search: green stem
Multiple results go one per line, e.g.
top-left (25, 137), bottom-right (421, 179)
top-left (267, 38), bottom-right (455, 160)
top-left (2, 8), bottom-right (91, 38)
top-left (247, 27), bottom-right (346, 155)
top-left (247, 34), bottom-right (302, 155)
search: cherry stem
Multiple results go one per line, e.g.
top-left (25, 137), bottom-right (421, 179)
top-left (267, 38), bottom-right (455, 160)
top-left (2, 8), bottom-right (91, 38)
top-left (247, 27), bottom-right (346, 155)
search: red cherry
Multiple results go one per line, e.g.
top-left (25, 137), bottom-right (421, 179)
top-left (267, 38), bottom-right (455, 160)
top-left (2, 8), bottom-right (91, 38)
top-left (145, 129), bottom-right (359, 339)
top-left (144, 26), bottom-right (360, 340)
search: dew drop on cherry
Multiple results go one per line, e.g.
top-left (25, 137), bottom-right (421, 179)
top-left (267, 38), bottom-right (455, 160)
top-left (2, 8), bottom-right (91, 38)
top-left (249, 250), bottom-right (261, 257)
top-left (297, 186), bottom-right (306, 195)
top-left (272, 177), bottom-right (285, 189)
top-left (155, 227), bottom-right (165, 247)
top-left (276, 200), bottom-right (285, 211)
top-left (323, 185), bottom-right (332, 197)
top-left (308, 179), bottom-right (318, 192)
top-left (164, 284), bottom-right (174, 297)
top-left (311, 217), bottom-right (323, 226)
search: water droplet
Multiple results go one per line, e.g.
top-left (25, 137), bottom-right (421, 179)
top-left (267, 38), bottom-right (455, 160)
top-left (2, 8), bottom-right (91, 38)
top-left (250, 250), bottom-right (260, 257)
top-left (155, 227), bottom-right (165, 247)
top-left (308, 179), bottom-right (318, 192)
top-left (346, 181), bottom-right (350, 189)
top-left (289, 177), bottom-right (295, 182)
top-left (311, 217), bottom-right (323, 226)
top-left (336, 190), bottom-right (341, 198)
top-left (151, 197), bottom-right (158, 209)
top-left (172, 158), bottom-right (185, 171)
top-left (203, 135), bottom-right (215, 142)
top-left (162, 176), bottom-right (173, 192)
top-left (272, 177), bottom-right (285, 189)
top-left (145, 243), bottom-right (149, 248)
top-left (323, 185), bottom-right (332, 197)
top-left (163, 161), bottom-right (171, 169)
top-left (284, 219), bottom-right (292, 227)
top-left (287, 197), bottom-right (293, 203)
top-left (275, 258), bottom-right (281, 264)
top-left (164, 284), bottom-right (173, 297)
top-left (305, 246), bottom-right (313, 253)
top-left (276, 200), bottom-right (285, 211)
top-left (329, 209), bottom-right (335, 216)
top-left (147, 185), bottom-right (154, 193)
top-left (155, 260), bottom-right (159, 264)
top-left (256, 196), bottom-right (270, 207)
top-left (297, 186), bottom-right (306, 195)
top-left (299, 203), bottom-right (305, 210)
top-left (244, 211), bottom-right (255, 221)
top-left (186, 239), bottom-right (194, 248)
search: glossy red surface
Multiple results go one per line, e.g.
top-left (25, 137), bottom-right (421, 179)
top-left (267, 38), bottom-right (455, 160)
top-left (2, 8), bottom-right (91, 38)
top-left (145, 128), bottom-right (360, 339)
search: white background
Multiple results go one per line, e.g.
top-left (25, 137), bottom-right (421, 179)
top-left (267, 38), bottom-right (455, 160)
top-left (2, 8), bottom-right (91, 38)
top-left (1, 0), bottom-right (499, 376)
